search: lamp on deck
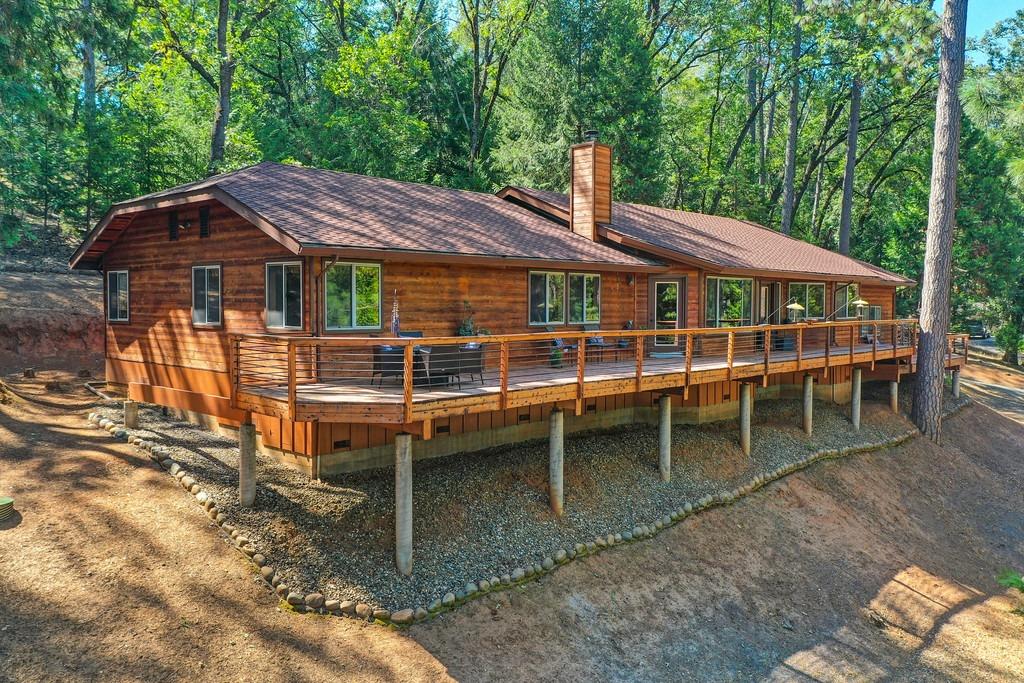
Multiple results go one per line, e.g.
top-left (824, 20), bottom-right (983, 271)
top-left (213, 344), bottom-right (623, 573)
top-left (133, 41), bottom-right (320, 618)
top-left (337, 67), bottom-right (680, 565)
top-left (822, 297), bottom-right (870, 322)
top-left (766, 297), bottom-right (804, 324)
top-left (785, 301), bottom-right (805, 322)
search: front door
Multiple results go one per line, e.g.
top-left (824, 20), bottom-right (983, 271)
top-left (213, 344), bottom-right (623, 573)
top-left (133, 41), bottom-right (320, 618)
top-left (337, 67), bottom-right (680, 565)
top-left (649, 277), bottom-right (685, 350)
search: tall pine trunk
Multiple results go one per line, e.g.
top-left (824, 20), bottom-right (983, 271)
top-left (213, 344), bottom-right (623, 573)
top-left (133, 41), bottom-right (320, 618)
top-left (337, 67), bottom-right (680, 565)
top-left (82, 0), bottom-right (96, 227)
top-left (911, 0), bottom-right (967, 442)
top-left (208, 0), bottom-right (232, 175)
top-left (780, 0), bottom-right (802, 234)
top-left (838, 75), bottom-right (861, 255)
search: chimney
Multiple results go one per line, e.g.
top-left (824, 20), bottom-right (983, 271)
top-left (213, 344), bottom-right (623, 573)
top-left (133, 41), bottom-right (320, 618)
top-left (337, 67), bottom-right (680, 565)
top-left (569, 130), bottom-right (612, 240)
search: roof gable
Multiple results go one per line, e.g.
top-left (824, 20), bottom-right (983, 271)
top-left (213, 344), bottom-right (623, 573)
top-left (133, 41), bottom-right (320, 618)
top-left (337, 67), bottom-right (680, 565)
top-left (502, 187), bottom-right (914, 286)
top-left (71, 163), bottom-right (658, 271)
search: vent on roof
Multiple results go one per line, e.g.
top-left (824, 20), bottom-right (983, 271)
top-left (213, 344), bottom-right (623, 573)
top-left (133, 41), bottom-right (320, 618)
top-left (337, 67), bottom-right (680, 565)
top-left (168, 211), bottom-right (179, 241)
top-left (199, 206), bottom-right (210, 238)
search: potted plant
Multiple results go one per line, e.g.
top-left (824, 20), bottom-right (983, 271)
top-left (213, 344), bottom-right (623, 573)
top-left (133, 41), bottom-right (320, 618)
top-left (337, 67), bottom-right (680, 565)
top-left (456, 301), bottom-right (489, 337)
top-left (550, 346), bottom-right (564, 368)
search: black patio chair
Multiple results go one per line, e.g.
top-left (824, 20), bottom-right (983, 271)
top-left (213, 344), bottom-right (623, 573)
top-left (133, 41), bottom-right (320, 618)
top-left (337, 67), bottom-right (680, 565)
top-left (583, 323), bottom-right (614, 361)
top-left (371, 345), bottom-right (404, 386)
top-left (459, 342), bottom-right (485, 385)
top-left (426, 344), bottom-right (463, 387)
top-left (545, 326), bottom-right (578, 364)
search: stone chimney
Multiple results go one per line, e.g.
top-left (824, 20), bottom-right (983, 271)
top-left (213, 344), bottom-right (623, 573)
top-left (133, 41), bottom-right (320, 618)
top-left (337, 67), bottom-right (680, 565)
top-left (569, 130), bottom-right (612, 240)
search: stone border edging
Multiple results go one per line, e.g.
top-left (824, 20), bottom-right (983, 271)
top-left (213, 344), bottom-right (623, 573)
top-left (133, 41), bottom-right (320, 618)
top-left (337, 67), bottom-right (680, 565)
top-left (84, 397), bottom-right (969, 629)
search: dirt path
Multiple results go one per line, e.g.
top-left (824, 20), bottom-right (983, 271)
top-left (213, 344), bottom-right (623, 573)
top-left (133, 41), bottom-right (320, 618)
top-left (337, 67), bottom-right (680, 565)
top-left (0, 373), bottom-right (452, 683)
top-left (962, 360), bottom-right (1024, 425)
top-left (2, 371), bottom-right (1023, 682)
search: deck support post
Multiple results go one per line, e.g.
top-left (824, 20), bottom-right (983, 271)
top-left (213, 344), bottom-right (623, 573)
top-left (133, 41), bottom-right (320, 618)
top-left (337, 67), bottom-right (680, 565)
top-left (739, 383), bottom-right (752, 456)
top-left (123, 400), bottom-right (138, 430)
top-left (395, 433), bottom-right (413, 576)
top-left (802, 374), bottom-right (813, 436)
top-left (239, 422), bottom-right (257, 507)
top-left (549, 408), bottom-right (564, 516)
top-left (851, 368), bottom-right (862, 431)
top-left (889, 381), bottom-right (899, 413)
top-left (658, 394), bottom-right (671, 482)
top-left (951, 369), bottom-right (961, 398)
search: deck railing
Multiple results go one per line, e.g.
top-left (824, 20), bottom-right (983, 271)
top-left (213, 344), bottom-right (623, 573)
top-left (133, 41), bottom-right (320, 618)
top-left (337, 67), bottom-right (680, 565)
top-left (225, 318), bottom-right (962, 422)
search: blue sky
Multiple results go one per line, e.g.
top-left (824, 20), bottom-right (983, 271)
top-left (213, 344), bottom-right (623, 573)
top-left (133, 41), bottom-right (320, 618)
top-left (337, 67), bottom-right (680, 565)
top-left (968, 1), bottom-right (1024, 39)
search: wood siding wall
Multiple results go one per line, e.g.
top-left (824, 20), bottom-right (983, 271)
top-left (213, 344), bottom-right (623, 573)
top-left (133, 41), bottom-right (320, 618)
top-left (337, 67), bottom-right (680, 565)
top-left (98, 199), bottom-right (900, 467)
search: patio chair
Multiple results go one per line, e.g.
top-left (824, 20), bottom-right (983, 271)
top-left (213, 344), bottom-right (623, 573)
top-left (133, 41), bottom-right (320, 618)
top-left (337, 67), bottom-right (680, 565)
top-left (459, 342), bottom-right (485, 385)
top-left (545, 326), bottom-right (578, 364)
top-left (371, 345), bottom-right (405, 386)
top-left (583, 323), bottom-right (614, 361)
top-left (425, 344), bottom-right (463, 387)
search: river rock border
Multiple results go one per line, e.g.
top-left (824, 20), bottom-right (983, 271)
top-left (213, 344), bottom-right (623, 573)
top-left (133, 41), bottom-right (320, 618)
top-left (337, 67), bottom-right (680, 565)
top-left (84, 397), bottom-right (969, 628)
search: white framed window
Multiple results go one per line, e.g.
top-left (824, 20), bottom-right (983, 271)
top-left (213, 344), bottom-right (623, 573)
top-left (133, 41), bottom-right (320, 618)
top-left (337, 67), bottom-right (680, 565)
top-left (529, 271), bottom-right (566, 325)
top-left (788, 282), bottom-right (825, 320)
top-left (266, 261), bottom-right (303, 329)
top-left (833, 282), bottom-right (860, 318)
top-left (705, 277), bottom-right (753, 328)
top-left (106, 270), bottom-right (129, 322)
top-left (324, 262), bottom-right (382, 330)
top-left (191, 265), bottom-right (222, 326)
top-left (568, 273), bottom-right (601, 324)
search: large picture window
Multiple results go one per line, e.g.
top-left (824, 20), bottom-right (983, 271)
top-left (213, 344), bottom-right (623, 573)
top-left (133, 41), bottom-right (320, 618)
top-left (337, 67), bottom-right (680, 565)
top-left (529, 271), bottom-right (601, 325)
top-left (529, 271), bottom-right (566, 325)
top-left (192, 265), bottom-right (222, 326)
top-left (833, 282), bottom-right (860, 318)
top-left (788, 282), bottom-right (825, 320)
top-left (106, 270), bottom-right (129, 322)
top-left (266, 261), bottom-right (303, 329)
top-left (568, 273), bottom-right (601, 324)
top-left (325, 262), bottom-right (381, 330)
top-left (705, 277), bottom-right (752, 327)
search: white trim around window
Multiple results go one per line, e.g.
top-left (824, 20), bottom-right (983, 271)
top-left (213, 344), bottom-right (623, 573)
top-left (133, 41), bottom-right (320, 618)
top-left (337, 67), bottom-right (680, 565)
top-left (106, 270), bottom-right (129, 322)
top-left (787, 281), bottom-right (826, 320)
top-left (567, 272), bottom-right (601, 324)
top-left (265, 261), bottom-right (303, 330)
top-left (704, 276), bottom-right (753, 328)
top-left (191, 264), bottom-right (222, 327)
top-left (323, 261), bottom-right (382, 331)
top-left (528, 270), bottom-right (567, 326)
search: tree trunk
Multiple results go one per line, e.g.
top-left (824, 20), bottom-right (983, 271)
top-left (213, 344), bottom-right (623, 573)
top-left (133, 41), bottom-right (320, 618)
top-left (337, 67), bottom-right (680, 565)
top-left (838, 75), bottom-right (861, 255)
top-left (779, 0), bottom-right (802, 234)
top-left (209, 0), bottom-right (232, 175)
top-left (911, 0), bottom-right (967, 442)
top-left (82, 0), bottom-right (96, 227)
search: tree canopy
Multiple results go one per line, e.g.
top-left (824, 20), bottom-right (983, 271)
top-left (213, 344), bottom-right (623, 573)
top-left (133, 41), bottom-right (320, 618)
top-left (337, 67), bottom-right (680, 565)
top-left (1, 0), bottom-right (1022, 354)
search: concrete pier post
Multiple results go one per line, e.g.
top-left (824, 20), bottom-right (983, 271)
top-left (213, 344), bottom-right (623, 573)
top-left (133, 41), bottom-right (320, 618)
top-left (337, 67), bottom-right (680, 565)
top-left (658, 394), bottom-right (671, 482)
top-left (851, 368), bottom-right (862, 430)
top-left (889, 380), bottom-right (899, 413)
top-left (802, 374), bottom-right (813, 435)
top-left (951, 369), bottom-right (961, 398)
top-left (239, 423), bottom-right (257, 507)
top-left (549, 408), bottom-right (564, 515)
top-left (123, 400), bottom-right (138, 430)
top-left (395, 433), bottom-right (413, 576)
top-left (739, 383), bottom-right (752, 456)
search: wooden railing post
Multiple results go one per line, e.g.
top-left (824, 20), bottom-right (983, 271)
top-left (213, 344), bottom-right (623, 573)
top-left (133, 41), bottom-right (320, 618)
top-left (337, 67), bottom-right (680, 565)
top-left (871, 323), bottom-right (878, 369)
top-left (229, 335), bottom-right (239, 407)
top-left (796, 327), bottom-right (803, 371)
top-left (287, 341), bottom-right (297, 421)
top-left (499, 341), bottom-right (509, 409)
top-left (963, 335), bottom-right (969, 365)
top-left (848, 321), bottom-right (855, 362)
top-left (576, 334), bottom-right (586, 415)
top-left (727, 330), bottom-right (735, 381)
top-left (763, 328), bottom-right (772, 378)
top-left (634, 335), bottom-right (644, 392)
top-left (402, 343), bottom-right (414, 423)
top-left (684, 333), bottom-right (693, 399)
top-left (891, 323), bottom-right (897, 358)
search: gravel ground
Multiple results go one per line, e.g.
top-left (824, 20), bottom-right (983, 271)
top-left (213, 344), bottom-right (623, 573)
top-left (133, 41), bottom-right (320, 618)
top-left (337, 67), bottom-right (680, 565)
top-left (95, 382), bottom-right (967, 612)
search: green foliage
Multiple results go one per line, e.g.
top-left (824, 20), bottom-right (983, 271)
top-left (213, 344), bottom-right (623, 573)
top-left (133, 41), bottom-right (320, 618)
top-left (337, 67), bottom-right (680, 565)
top-left (0, 0), bottom-right (1019, 353)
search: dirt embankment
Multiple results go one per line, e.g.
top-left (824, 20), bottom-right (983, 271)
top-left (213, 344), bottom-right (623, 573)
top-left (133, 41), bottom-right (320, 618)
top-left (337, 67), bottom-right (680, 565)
top-left (0, 271), bottom-right (104, 368)
top-left (1, 370), bottom-right (1023, 682)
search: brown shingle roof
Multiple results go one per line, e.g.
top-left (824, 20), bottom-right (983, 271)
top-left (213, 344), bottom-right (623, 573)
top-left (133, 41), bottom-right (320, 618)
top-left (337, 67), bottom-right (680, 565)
top-left (507, 188), bottom-right (913, 285)
top-left (71, 162), bottom-right (658, 270)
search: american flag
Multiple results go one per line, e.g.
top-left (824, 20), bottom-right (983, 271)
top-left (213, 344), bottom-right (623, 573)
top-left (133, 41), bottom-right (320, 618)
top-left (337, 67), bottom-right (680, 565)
top-left (390, 290), bottom-right (400, 336)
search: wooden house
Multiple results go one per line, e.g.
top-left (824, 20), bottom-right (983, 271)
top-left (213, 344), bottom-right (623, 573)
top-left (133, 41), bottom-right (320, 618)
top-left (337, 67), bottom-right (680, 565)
top-left (71, 138), bottom-right (967, 574)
